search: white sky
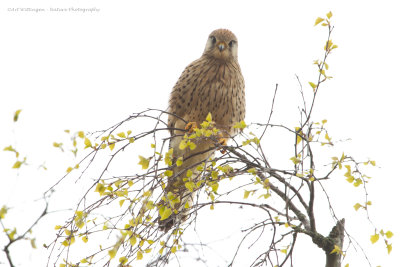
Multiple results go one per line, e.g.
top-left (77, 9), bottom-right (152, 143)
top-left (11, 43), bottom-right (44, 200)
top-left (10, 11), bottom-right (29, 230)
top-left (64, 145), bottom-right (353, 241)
top-left (0, 0), bottom-right (399, 266)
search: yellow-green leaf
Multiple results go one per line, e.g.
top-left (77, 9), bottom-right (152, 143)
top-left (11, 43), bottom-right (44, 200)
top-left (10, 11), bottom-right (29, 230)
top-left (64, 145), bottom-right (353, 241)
top-left (109, 143), bottom-right (115, 151)
top-left (77, 131), bottom-right (85, 138)
top-left (137, 250), bottom-right (143, 260)
top-left (386, 231), bottom-right (394, 239)
top-left (138, 156), bottom-right (150, 169)
top-left (314, 17), bottom-right (324, 26)
top-left (185, 181), bottom-right (195, 192)
top-left (164, 170), bottom-right (173, 177)
top-left (176, 157), bottom-right (183, 167)
top-left (290, 156), bottom-right (301, 165)
top-left (387, 243), bottom-right (392, 254)
top-left (244, 190), bottom-right (250, 199)
top-left (325, 133), bottom-right (331, 141)
top-left (330, 245), bottom-right (342, 255)
top-left (130, 235), bottom-right (137, 246)
top-left (84, 138), bottom-right (92, 148)
top-left (117, 132), bottom-right (126, 138)
top-left (119, 257), bottom-right (128, 264)
top-left (309, 82), bottom-right (317, 91)
top-left (234, 120), bottom-right (247, 129)
top-left (211, 182), bottom-right (219, 192)
top-left (326, 11), bottom-right (332, 19)
top-left (206, 112), bottom-right (212, 122)
top-left (0, 206), bottom-right (8, 219)
top-left (353, 178), bottom-right (362, 187)
top-left (108, 249), bottom-right (117, 259)
top-left (95, 183), bottom-right (106, 196)
top-left (179, 140), bottom-right (187, 150)
top-left (296, 133), bottom-right (302, 145)
top-left (13, 109), bottom-right (22, 122)
top-left (188, 141), bottom-right (196, 150)
top-left (160, 207), bottom-right (172, 221)
top-left (12, 161), bottom-right (22, 169)
top-left (353, 203), bottom-right (362, 211)
top-left (370, 233), bottom-right (379, 244)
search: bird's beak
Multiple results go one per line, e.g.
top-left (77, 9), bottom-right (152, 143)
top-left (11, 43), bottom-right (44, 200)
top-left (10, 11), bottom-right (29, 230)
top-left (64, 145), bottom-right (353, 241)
top-left (218, 42), bottom-right (226, 52)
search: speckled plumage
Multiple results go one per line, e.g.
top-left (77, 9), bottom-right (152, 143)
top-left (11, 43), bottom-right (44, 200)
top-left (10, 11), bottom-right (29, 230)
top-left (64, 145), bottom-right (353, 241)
top-left (159, 29), bottom-right (245, 231)
top-left (168, 29), bottom-right (245, 136)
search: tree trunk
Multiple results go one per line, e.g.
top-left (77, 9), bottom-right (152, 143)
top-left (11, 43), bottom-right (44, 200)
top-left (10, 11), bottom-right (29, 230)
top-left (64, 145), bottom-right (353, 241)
top-left (325, 219), bottom-right (345, 267)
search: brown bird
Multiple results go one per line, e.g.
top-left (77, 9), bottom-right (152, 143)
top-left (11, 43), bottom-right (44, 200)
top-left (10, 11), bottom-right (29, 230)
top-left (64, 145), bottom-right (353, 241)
top-left (158, 29), bottom-right (245, 231)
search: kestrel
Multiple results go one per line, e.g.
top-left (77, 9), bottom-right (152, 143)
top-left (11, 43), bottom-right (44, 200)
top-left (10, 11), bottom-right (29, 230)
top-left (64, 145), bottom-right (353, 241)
top-left (159, 29), bottom-right (245, 231)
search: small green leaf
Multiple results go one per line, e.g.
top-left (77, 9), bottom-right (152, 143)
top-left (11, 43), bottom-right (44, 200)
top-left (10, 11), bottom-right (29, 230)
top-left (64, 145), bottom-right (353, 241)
top-left (138, 156), bottom-right (150, 169)
top-left (130, 235), bottom-right (137, 246)
top-left (137, 250), bottom-right (143, 260)
top-left (185, 181), bottom-right (195, 192)
top-left (309, 81), bottom-right (317, 91)
top-left (77, 131), bottom-right (85, 138)
top-left (176, 157), bottom-right (183, 167)
top-left (12, 161), bottom-right (22, 169)
top-left (117, 132), bottom-right (126, 138)
top-left (386, 231), bottom-right (394, 239)
top-left (179, 140), bottom-right (187, 150)
top-left (84, 138), bottom-right (92, 148)
top-left (159, 207), bottom-right (172, 221)
top-left (164, 170), bottom-right (173, 177)
top-left (0, 206), bottom-right (8, 219)
top-left (109, 143), bottom-right (115, 151)
top-left (234, 120), bottom-right (247, 129)
top-left (370, 233), bottom-right (379, 244)
top-left (13, 109), bottom-right (22, 122)
top-left (108, 249), bottom-right (117, 259)
top-left (314, 17), bottom-right (324, 26)
top-left (206, 112), bottom-right (212, 122)
top-left (353, 203), bottom-right (362, 211)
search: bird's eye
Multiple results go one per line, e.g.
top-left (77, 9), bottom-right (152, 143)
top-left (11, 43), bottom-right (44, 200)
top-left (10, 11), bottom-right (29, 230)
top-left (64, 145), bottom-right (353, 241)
top-left (210, 36), bottom-right (216, 44)
top-left (229, 40), bottom-right (235, 47)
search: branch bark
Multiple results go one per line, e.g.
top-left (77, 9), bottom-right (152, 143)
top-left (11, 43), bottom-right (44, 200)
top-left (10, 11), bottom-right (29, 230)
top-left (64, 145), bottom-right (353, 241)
top-left (325, 218), bottom-right (345, 267)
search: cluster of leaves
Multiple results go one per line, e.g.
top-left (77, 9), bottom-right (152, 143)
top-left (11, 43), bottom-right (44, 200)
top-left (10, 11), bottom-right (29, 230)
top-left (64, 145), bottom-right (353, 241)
top-left (1, 110), bottom-right (49, 267)
top-left (47, 111), bottom-right (254, 266)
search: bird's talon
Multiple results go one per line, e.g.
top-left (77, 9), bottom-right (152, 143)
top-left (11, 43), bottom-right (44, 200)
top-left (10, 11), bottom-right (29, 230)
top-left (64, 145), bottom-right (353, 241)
top-left (218, 137), bottom-right (228, 146)
top-left (185, 122), bottom-right (198, 133)
top-left (218, 137), bottom-right (228, 154)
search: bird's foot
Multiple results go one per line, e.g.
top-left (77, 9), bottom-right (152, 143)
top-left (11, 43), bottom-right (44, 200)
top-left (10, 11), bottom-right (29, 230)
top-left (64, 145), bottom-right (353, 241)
top-left (218, 137), bottom-right (228, 146)
top-left (218, 135), bottom-right (228, 153)
top-left (185, 122), bottom-right (198, 133)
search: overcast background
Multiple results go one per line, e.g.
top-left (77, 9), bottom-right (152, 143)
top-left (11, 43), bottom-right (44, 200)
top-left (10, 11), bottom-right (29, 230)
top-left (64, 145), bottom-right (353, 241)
top-left (0, 0), bottom-right (399, 266)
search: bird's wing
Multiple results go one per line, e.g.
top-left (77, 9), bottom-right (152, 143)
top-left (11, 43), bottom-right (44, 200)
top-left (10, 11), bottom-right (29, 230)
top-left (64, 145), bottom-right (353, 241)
top-left (167, 58), bottom-right (205, 136)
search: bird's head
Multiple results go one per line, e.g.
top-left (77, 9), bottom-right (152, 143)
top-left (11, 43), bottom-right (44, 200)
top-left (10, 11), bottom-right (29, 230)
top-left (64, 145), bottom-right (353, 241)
top-left (203, 29), bottom-right (238, 61)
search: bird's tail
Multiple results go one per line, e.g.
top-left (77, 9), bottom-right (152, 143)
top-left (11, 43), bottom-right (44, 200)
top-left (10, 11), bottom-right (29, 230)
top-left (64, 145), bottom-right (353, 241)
top-left (157, 136), bottom-right (215, 232)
